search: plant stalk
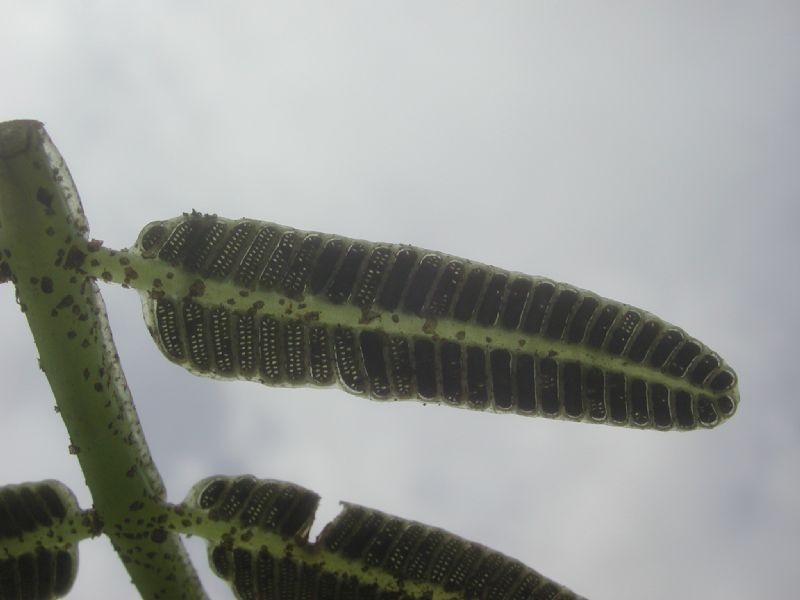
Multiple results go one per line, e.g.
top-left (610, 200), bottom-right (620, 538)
top-left (0, 120), bottom-right (208, 599)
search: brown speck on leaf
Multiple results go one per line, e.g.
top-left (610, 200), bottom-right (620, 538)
top-left (422, 318), bottom-right (438, 334)
top-left (45, 226), bottom-right (55, 236)
top-left (303, 311), bottom-right (320, 322)
top-left (124, 266), bottom-right (138, 280)
top-left (87, 239), bottom-right (103, 252)
top-left (238, 290), bottom-right (249, 297)
top-left (68, 444), bottom-right (80, 455)
top-left (119, 256), bottom-right (130, 266)
top-left (101, 271), bottom-right (113, 282)
top-left (149, 289), bottom-right (165, 300)
top-left (67, 330), bottom-right (77, 339)
top-left (150, 528), bottom-right (167, 543)
top-left (40, 276), bottom-right (54, 293)
top-left (129, 501), bottom-right (144, 511)
top-left (359, 310), bottom-right (380, 325)
top-left (64, 245), bottom-right (86, 270)
top-left (57, 295), bottom-right (74, 309)
top-left (88, 510), bottom-right (104, 536)
top-left (456, 331), bottom-right (466, 340)
top-left (189, 280), bottom-right (205, 297)
top-left (90, 259), bottom-right (99, 267)
top-left (36, 186), bottom-right (55, 214)
top-left (391, 314), bottom-right (400, 323)
top-left (0, 261), bottom-right (10, 284)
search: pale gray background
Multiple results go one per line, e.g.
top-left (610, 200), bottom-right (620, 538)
top-left (1, 2), bottom-right (798, 599)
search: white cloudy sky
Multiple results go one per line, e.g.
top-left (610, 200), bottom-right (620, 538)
top-left (1, 2), bottom-right (799, 599)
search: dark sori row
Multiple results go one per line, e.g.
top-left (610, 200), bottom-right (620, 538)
top-left (197, 476), bottom-right (583, 600)
top-left (0, 484), bottom-right (76, 599)
top-left (138, 214), bottom-right (737, 429)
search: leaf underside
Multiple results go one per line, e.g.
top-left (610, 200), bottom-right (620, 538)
top-left (0, 480), bottom-right (82, 600)
top-left (187, 475), bottom-right (586, 600)
top-left (135, 213), bottom-right (738, 431)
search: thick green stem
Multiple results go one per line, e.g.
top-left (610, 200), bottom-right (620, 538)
top-left (0, 121), bottom-right (208, 599)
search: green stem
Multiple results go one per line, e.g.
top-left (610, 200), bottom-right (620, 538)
top-left (0, 510), bottom-right (98, 557)
top-left (0, 121), bottom-right (208, 599)
top-left (71, 239), bottom-right (705, 398)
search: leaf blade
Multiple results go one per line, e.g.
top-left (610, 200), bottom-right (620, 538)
top-left (185, 475), bottom-right (586, 600)
top-left (0, 480), bottom-right (86, 600)
top-left (134, 213), bottom-right (739, 430)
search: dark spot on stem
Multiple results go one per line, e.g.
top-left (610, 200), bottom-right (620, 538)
top-left (56, 295), bottom-right (74, 309)
top-left (64, 246), bottom-right (86, 270)
top-left (150, 527), bottom-right (167, 544)
top-left (36, 187), bottom-right (54, 213)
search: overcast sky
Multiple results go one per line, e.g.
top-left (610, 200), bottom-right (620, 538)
top-left (1, 3), bottom-right (799, 599)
